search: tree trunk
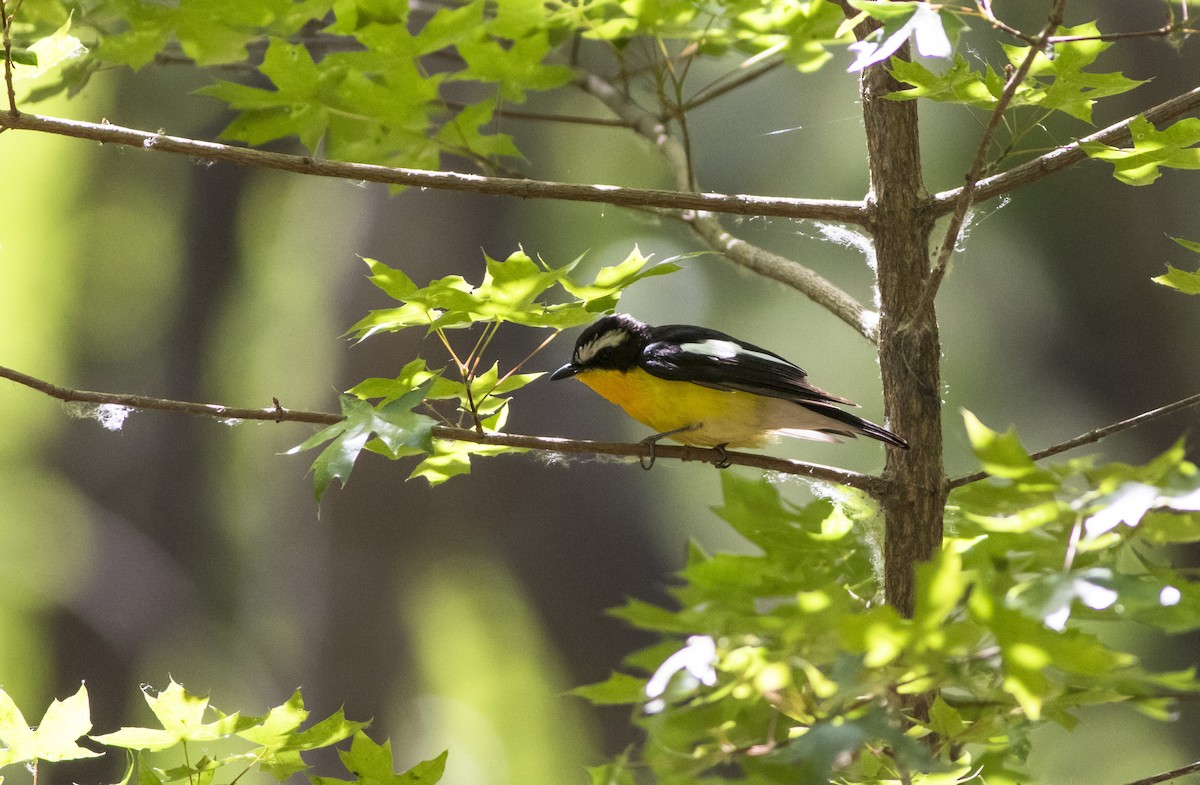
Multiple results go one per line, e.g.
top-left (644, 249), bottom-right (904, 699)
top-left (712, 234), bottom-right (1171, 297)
top-left (860, 55), bottom-right (947, 618)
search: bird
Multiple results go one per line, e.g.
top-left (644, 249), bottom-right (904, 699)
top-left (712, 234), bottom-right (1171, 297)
top-left (549, 314), bottom-right (907, 465)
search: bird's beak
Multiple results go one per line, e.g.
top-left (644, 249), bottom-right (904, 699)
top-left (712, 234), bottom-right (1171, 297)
top-left (549, 363), bottom-right (579, 380)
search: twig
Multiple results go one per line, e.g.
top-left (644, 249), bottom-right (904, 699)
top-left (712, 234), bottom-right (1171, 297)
top-left (0, 363), bottom-right (885, 491)
top-left (931, 84), bottom-right (1200, 211)
top-left (917, 0), bottom-right (1068, 314)
top-left (440, 98), bottom-right (632, 128)
top-left (948, 390), bottom-right (1200, 489)
top-left (975, 0), bottom-right (1032, 44)
top-left (1, 0), bottom-right (17, 114)
top-left (1119, 761), bottom-right (1200, 785)
top-left (0, 110), bottom-right (865, 222)
top-left (975, 0), bottom-right (1190, 45)
top-left (682, 57), bottom-right (785, 112)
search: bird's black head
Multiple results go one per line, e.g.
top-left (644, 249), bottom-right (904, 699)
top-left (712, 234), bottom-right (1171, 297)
top-left (549, 314), bottom-right (651, 379)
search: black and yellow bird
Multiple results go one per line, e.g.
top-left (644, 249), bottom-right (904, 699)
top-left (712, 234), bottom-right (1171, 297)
top-left (550, 314), bottom-right (908, 461)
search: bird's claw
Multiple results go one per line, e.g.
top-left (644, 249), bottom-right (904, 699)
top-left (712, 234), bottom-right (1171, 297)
top-left (712, 444), bottom-right (731, 469)
top-left (639, 425), bottom-right (697, 470)
top-left (639, 434), bottom-right (660, 470)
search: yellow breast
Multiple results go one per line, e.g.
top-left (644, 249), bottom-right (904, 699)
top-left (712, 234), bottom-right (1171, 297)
top-left (575, 367), bottom-right (772, 448)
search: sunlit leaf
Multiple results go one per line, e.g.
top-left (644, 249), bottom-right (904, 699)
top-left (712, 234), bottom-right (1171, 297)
top-left (1082, 115), bottom-right (1200, 185)
top-left (311, 732), bottom-right (446, 785)
top-left (962, 410), bottom-right (1046, 481)
top-left (92, 681), bottom-right (253, 751)
top-left (846, 1), bottom-right (953, 72)
top-left (1153, 241), bottom-right (1200, 295)
top-left (0, 684), bottom-right (101, 766)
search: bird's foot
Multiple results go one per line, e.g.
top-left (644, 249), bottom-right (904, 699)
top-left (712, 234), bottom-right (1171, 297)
top-left (712, 444), bottom-right (731, 469)
top-left (639, 425), bottom-right (696, 470)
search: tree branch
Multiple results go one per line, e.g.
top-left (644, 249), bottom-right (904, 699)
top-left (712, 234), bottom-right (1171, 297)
top-left (1119, 761), bottom-right (1200, 785)
top-left (686, 214), bottom-right (879, 342)
top-left (918, 0), bottom-right (1067, 311)
top-left (948, 390), bottom-right (1200, 489)
top-left (0, 363), bottom-right (884, 492)
top-left (0, 110), bottom-right (865, 222)
top-left (931, 83), bottom-right (1200, 213)
top-left (974, 0), bottom-right (1192, 45)
top-left (575, 72), bottom-right (879, 341)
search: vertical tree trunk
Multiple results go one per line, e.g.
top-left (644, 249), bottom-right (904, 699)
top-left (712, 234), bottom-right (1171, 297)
top-left (860, 57), bottom-right (947, 618)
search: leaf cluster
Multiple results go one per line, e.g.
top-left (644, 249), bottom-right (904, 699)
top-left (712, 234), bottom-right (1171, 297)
top-left (573, 414), bottom-right (1200, 785)
top-left (892, 23), bottom-right (1145, 124)
top-left (23, 0), bottom-right (849, 168)
top-left (289, 247), bottom-right (675, 496)
top-left (0, 681), bottom-right (444, 785)
top-left (12, 0), bottom-right (1194, 193)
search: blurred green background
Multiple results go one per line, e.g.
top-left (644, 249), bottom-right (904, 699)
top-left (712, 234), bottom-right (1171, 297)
top-left (1, 3), bottom-right (1198, 783)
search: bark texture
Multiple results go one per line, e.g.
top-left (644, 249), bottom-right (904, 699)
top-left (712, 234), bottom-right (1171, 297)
top-left (860, 58), bottom-right (947, 618)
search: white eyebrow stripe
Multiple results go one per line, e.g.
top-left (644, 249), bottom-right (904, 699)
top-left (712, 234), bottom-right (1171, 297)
top-left (576, 329), bottom-right (628, 362)
top-left (679, 339), bottom-right (791, 366)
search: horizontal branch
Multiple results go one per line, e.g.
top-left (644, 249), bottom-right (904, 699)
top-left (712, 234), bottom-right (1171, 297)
top-left (0, 363), bottom-right (883, 492)
top-left (1121, 760), bottom-right (1200, 785)
top-left (948, 389), bottom-right (1200, 489)
top-left (932, 84), bottom-right (1200, 212)
top-left (0, 110), bottom-right (865, 222)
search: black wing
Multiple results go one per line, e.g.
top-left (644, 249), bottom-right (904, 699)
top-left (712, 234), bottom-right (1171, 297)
top-left (639, 324), bottom-right (858, 408)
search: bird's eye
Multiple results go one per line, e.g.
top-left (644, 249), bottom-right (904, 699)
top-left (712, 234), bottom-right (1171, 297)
top-left (576, 328), bottom-right (628, 364)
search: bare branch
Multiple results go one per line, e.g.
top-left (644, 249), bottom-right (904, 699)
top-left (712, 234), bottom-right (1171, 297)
top-left (0, 110), bottom-right (864, 222)
top-left (918, 0), bottom-right (1068, 312)
top-left (686, 213), bottom-right (879, 342)
top-left (0, 363), bottom-right (884, 492)
top-left (948, 390), bottom-right (1200, 489)
top-left (932, 84), bottom-right (1200, 212)
top-left (1119, 761), bottom-right (1200, 785)
top-left (575, 71), bottom-right (878, 340)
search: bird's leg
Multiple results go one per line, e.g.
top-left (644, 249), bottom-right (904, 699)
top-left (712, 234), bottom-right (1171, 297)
top-left (712, 444), bottom-right (731, 469)
top-left (639, 425), bottom-right (696, 470)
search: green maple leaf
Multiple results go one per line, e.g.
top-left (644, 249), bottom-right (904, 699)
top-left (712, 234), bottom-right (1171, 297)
top-left (0, 684), bottom-right (102, 765)
top-left (1083, 116), bottom-right (1200, 185)
top-left (1002, 22), bottom-right (1145, 122)
top-left (92, 681), bottom-right (254, 751)
top-left (287, 385), bottom-right (437, 502)
top-left (311, 732), bottom-right (447, 785)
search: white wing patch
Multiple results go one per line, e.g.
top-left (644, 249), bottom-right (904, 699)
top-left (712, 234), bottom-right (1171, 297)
top-left (576, 328), bottom-right (629, 363)
top-left (679, 339), bottom-right (791, 367)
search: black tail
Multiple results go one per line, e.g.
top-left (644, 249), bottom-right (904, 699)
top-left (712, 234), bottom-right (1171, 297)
top-left (814, 404), bottom-right (909, 449)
